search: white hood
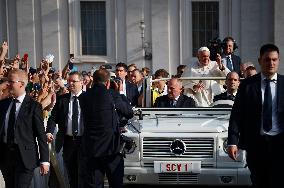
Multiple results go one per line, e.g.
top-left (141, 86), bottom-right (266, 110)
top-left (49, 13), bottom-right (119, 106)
top-left (130, 114), bottom-right (230, 133)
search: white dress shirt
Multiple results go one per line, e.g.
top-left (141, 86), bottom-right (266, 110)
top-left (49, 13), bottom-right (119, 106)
top-left (67, 91), bottom-right (84, 136)
top-left (119, 79), bottom-right (127, 97)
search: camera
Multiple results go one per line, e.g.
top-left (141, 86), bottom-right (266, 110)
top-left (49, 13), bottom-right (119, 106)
top-left (33, 83), bottom-right (41, 92)
top-left (114, 77), bottom-right (122, 83)
top-left (207, 37), bottom-right (223, 61)
top-left (68, 61), bottom-right (74, 70)
top-left (68, 54), bottom-right (75, 70)
top-left (109, 77), bottom-right (122, 91)
top-left (100, 64), bottom-right (112, 69)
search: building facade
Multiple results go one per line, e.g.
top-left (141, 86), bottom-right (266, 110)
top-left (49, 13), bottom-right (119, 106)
top-left (0, 0), bottom-right (283, 75)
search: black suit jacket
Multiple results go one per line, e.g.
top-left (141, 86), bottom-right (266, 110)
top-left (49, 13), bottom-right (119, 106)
top-left (109, 89), bottom-right (133, 127)
top-left (47, 93), bottom-right (75, 153)
top-left (125, 81), bottom-right (139, 107)
top-left (80, 84), bottom-right (133, 158)
top-left (213, 92), bottom-right (235, 102)
top-left (228, 73), bottom-right (284, 150)
top-left (231, 54), bottom-right (241, 73)
top-left (0, 95), bottom-right (49, 169)
top-left (222, 54), bottom-right (241, 74)
top-left (153, 94), bottom-right (196, 108)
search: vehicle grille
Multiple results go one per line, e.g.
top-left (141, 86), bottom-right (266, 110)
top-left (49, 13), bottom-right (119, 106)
top-left (158, 173), bottom-right (198, 184)
top-left (143, 137), bottom-right (214, 158)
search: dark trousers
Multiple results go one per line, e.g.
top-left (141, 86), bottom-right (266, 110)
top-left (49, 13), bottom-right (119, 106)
top-left (83, 154), bottom-right (124, 188)
top-left (246, 133), bottom-right (284, 188)
top-left (62, 136), bottom-right (83, 188)
top-left (0, 143), bottom-right (34, 188)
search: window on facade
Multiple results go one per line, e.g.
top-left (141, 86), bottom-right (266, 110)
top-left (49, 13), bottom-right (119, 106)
top-left (80, 1), bottom-right (107, 55)
top-left (192, 1), bottom-right (219, 57)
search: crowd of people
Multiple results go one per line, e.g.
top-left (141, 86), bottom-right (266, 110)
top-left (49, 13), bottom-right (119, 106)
top-left (0, 37), bottom-right (282, 188)
top-left (0, 36), bottom-right (257, 111)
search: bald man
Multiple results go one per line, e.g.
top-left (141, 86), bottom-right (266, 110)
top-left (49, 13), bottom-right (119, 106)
top-left (213, 71), bottom-right (240, 102)
top-left (154, 78), bottom-right (196, 108)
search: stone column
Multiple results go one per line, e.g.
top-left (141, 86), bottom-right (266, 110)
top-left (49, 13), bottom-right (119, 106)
top-left (151, 0), bottom-right (169, 73)
top-left (274, 0), bottom-right (284, 74)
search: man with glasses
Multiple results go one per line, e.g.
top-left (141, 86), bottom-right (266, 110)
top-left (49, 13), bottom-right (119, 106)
top-left (0, 69), bottom-right (49, 188)
top-left (46, 71), bottom-right (84, 188)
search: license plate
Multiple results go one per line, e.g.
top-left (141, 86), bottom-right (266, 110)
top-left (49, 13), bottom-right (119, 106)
top-left (154, 161), bottom-right (201, 173)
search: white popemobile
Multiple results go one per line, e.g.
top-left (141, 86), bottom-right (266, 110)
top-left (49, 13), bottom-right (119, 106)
top-left (121, 77), bottom-right (251, 186)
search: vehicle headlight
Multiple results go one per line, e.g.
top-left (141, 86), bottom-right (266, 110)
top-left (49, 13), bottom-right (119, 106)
top-left (218, 136), bottom-right (229, 156)
top-left (217, 136), bottom-right (246, 167)
top-left (223, 138), bottom-right (228, 154)
top-left (122, 133), bottom-right (140, 162)
top-left (121, 135), bottom-right (137, 154)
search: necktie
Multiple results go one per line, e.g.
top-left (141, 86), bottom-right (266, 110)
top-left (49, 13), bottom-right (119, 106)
top-left (228, 94), bottom-right (235, 101)
top-left (7, 99), bottom-right (17, 144)
top-left (170, 100), bottom-right (177, 107)
top-left (72, 96), bottom-right (79, 136)
top-left (263, 79), bottom-right (273, 132)
top-left (226, 56), bottom-right (233, 71)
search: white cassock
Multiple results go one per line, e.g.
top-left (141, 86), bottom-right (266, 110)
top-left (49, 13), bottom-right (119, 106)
top-left (182, 60), bottom-right (230, 107)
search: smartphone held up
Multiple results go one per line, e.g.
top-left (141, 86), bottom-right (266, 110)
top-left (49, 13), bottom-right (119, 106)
top-left (68, 54), bottom-right (75, 70)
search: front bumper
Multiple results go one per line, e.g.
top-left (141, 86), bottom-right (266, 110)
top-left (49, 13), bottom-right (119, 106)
top-left (124, 167), bottom-right (251, 186)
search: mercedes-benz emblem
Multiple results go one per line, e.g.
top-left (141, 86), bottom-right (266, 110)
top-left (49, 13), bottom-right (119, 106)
top-left (170, 139), bottom-right (186, 155)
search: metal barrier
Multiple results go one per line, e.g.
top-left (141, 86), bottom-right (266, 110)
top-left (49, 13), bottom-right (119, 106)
top-left (48, 139), bottom-right (69, 188)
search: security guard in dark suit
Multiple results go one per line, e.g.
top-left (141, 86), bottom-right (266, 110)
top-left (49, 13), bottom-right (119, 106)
top-left (213, 71), bottom-right (240, 102)
top-left (0, 69), bottom-right (49, 188)
top-left (80, 69), bottom-right (133, 188)
top-left (47, 71), bottom-right (84, 188)
top-left (228, 44), bottom-right (284, 188)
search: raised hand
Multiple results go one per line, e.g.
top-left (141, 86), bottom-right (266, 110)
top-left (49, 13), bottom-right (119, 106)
top-left (0, 41), bottom-right (8, 61)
